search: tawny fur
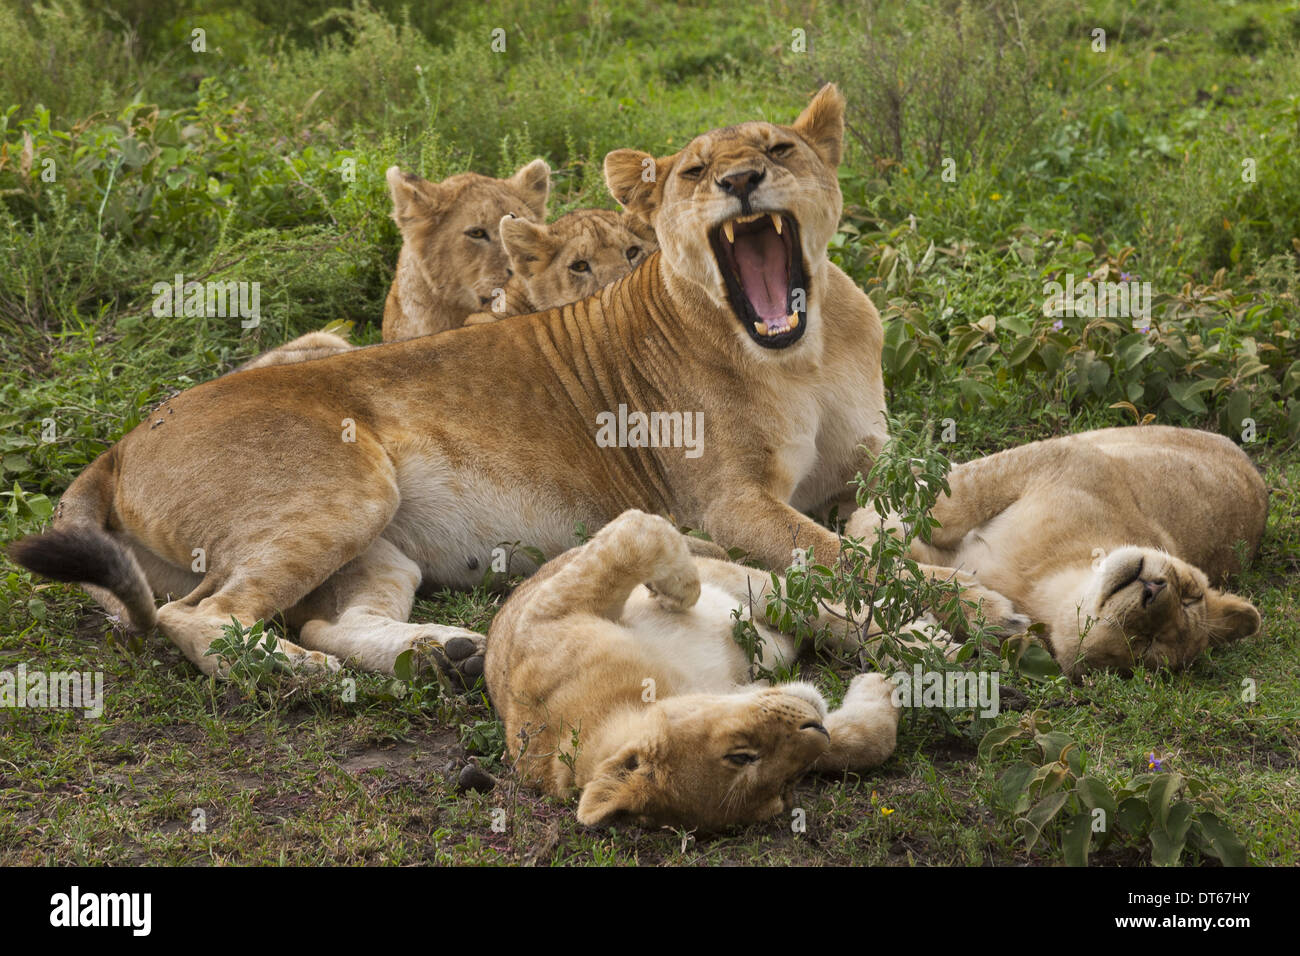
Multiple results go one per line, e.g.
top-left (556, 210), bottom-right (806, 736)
top-left (485, 510), bottom-right (902, 829)
top-left (847, 426), bottom-right (1267, 676)
top-left (382, 159), bottom-right (550, 341)
top-left (9, 85), bottom-right (1011, 679)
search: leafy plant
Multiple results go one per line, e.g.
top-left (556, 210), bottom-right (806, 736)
top-left (980, 709), bottom-right (1249, 866)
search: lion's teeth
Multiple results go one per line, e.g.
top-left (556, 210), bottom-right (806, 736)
top-left (771, 214), bottom-right (783, 235)
top-left (753, 322), bottom-right (767, 336)
top-left (723, 221), bottom-right (735, 243)
top-left (788, 312), bottom-right (799, 329)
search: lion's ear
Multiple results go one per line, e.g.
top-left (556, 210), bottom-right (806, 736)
top-left (792, 83), bottom-right (846, 170)
top-left (604, 149), bottom-right (674, 223)
top-left (576, 744), bottom-right (652, 827)
top-left (386, 166), bottom-right (447, 225)
top-left (621, 210), bottom-right (658, 245)
top-left (500, 215), bottom-right (558, 278)
top-left (1205, 589), bottom-right (1261, 646)
top-left (508, 158), bottom-right (551, 219)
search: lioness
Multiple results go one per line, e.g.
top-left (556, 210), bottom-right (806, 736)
top-left (485, 509), bottom-right (902, 828)
top-left (9, 85), bottom-right (1012, 679)
top-left (847, 426), bottom-right (1267, 676)
top-left (463, 209), bottom-right (657, 324)
top-left (382, 159), bottom-right (551, 341)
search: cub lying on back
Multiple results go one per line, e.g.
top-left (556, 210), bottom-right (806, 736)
top-left (848, 426), bottom-right (1267, 676)
top-left (485, 509), bottom-right (902, 829)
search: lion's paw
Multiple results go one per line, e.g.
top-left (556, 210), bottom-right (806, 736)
top-left (410, 628), bottom-right (486, 690)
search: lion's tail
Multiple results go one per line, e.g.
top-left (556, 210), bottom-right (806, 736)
top-left (7, 451), bottom-right (157, 633)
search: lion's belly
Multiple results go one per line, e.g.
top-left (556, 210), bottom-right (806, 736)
top-left (382, 452), bottom-right (602, 588)
top-left (619, 582), bottom-right (798, 693)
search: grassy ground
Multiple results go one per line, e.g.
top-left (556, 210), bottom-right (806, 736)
top-left (1, 0), bottom-right (1298, 865)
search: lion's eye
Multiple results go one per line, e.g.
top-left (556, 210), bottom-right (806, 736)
top-left (679, 164), bottom-right (706, 180)
top-left (465, 228), bottom-right (489, 240)
top-left (569, 260), bottom-right (590, 273)
top-left (1182, 593), bottom-right (1203, 607)
top-left (768, 142), bottom-right (795, 158)
top-left (725, 752), bottom-right (758, 766)
top-left (625, 246), bottom-right (642, 262)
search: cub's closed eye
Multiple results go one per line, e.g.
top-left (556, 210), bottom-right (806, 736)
top-left (679, 165), bottom-right (706, 180)
top-left (465, 228), bottom-right (489, 240)
top-left (724, 752), bottom-right (758, 766)
top-left (768, 142), bottom-right (795, 157)
top-left (569, 260), bottom-right (590, 273)
top-left (626, 246), bottom-right (642, 262)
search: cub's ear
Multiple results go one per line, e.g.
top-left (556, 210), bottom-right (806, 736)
top-left (508, 158), bottom-right (551, 219)
top-left (621, 211), bottom-right (659, 246)
top-left (604, 149), bottom-right (675, 223)
top-left (792, 83), bottom-right (846, 169)
top-left (386, 166), bottom-right (449, 226)
top-left (1205, 590), bottom-right (1261, 646)
top-left (499, 215), bottom-right (557, 278)
top-left (576, 743), bottom-right (652, 827)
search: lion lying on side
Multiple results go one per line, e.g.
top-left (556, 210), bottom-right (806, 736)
top-left (485, 509), bottom-right (902, 829)
top-left (848, 426), bottom-right (1267, 676)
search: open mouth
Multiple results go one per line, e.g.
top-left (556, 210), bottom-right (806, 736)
top-left (708, 212), bottom-right (807, 349)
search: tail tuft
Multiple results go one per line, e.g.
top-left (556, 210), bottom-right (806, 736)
top-left (9, 527), bottom-right (157, 632)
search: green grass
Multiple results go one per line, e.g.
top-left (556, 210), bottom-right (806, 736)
top-left (1, 0), bottom-right (1297, 865)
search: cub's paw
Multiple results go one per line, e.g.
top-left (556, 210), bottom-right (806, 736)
top-left (844, 672), bottom-right (896, 708)
top-left (643, 568), bottom-right (701, 612)
top-left (957, 584), bottom-right (1030, 637)
top-left (410, 628), bottom-right (486, 691)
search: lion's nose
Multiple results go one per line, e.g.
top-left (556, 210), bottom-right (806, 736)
top-left (1142, 579), bottom-right (1166, 606)
top-left (800, 720), bottom-right (829, 738)
top-left (716, 168), bottom-right (766, 199)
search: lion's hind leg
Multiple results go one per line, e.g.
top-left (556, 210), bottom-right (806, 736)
top-left (290, 536), bottom-right (485, 685)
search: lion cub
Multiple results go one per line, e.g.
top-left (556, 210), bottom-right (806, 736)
top-left (382, 160), bottom-right (551, 340)
top-left (485, 510), bottom-right (902, 829)
top-left (848, 427), bottom-right (1267, 676)
top-left (463, 209), bottom-right (656, 324)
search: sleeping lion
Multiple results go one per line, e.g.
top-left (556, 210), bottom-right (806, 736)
top-left (848, 426), bottom-right (1267, 676)
top-left (484, 509), bottom-right (903, 829)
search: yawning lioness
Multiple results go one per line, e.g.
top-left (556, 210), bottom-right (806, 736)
top-left (10, 85), bottom-right (1013, 678)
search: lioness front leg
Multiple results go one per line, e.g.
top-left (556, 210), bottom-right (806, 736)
top-left (290, 536), bottom-right (485, 685)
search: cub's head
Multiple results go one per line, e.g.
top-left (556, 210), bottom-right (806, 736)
top-left (603, 84), bottom-right (845, 353)
top-left (1062, 546), bottom-right (1260, 675)
top-left (386, 159), bottom-right (550, 314)
top-left (577, 685), bottom-right (830, 829)
top-left (499, 208), bottom-right (657, 309)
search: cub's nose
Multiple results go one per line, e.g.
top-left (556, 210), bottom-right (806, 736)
top-left (800, 720), bottom-right (829, 738)
top-left (716, 168), bottom-right (766, 200)
top-left (1141, 578), bottom-right (1166, 606)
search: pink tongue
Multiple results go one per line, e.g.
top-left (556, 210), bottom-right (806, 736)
top-left (733, 229), bottom-right (789, 327)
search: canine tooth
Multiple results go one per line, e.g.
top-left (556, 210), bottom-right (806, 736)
top-left (723, 221), bottom-right (735, 243)
top-left (771, 214), bottom-right (783, 235)
top-left (788, 312), bottom-right (799, 329)
top-left (753, 322), bottom-right (767, 336)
